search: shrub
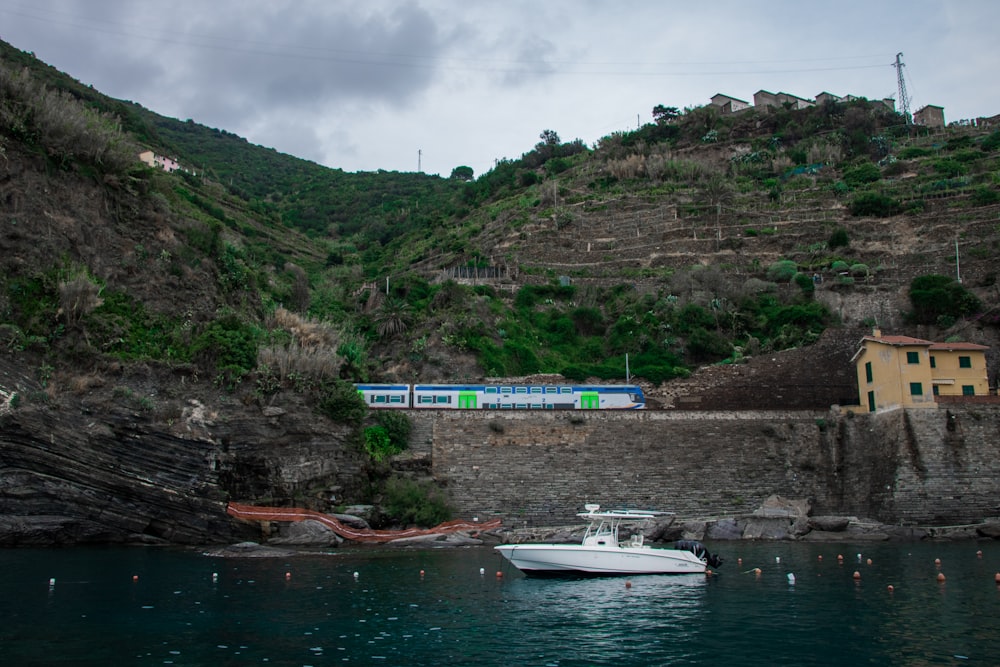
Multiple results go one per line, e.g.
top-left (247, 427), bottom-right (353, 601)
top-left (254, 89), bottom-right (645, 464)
top-left (766, 260), bottom-right (798, 282)
top-left (363, 425), bottom-right (405, 462)
top-left (899, 146), bottom-right (932, 159)
top-left (381, 477), bottom-right (452, 527)
top-left (317, 379), bottom-right (367, 425)
top-left (686, 327), bottom-right (731, 362)
top-left (882, 159), bottom-right (910, 177)
top-left (571, 307), bottom-right (605, 336)
top-left (842, 162), bottom-right (881, 188)
top-left (375, 411), bottom-right (411, 452)
top-left (933, 159), bottom-right (967, 178)
top-left (849, 192), bottom-right (902, 217)
top-left (982, 131), bottom-right (1000, 152)
top-left (907, 274), bottom-right (981, 325)
top-left (793, 272), bottom-right (815, 295)
top-left (971, 186), bottom-right (1000, 206)
top-left (828, 228), bottom-right (850, 249)
top-left (190, 314), bottom-right (259, 373)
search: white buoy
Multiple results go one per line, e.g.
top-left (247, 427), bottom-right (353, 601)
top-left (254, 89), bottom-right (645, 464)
top-left (479, 568), bottom-right (485, 576)
top-left (212, 572), bottom-right (218, 582)
top-left (787, 573), bottom-right (796, 585)
top-left (49, 578), bottom-right (55, 587)
top-left (775, 556), bottom-right (781, 564)
top-left (353, 571), bottom-right (359, 580)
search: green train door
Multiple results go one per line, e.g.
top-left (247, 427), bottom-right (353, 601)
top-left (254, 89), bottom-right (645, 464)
top-left (458, 391), bottom-right (478, 409)
top-left (580, 392), bottom-right (599, 409)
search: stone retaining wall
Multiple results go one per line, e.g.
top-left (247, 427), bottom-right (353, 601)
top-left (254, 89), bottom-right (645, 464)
top-left (406, 405), bottom-right (1000, 528)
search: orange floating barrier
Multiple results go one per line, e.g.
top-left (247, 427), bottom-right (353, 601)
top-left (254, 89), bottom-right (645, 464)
top-left (227, 502), bottom-right (501, 543)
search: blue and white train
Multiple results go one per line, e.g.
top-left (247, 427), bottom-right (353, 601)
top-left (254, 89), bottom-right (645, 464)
top-left (355, 383), bottom-right (645, 410)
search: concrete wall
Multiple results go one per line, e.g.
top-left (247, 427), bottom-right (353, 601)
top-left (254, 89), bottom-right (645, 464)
top-left (407, 405), bottom-right (1000, 527)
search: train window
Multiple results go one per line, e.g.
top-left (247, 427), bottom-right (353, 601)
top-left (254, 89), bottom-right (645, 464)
top-left (418, 396), bottom-right (434, 404)
top-left (515, 403), bottom-right (528, 409)
top-left (500, 387), bottom-right (512, 394)
top-left (530, 403), bottom-right (543, 409)
top-left (485, 387), bottom-right (499, 394)
top-left (545, 387), bottom-right (557, 394)
top-left (373, 395), bottom-right (388, 404)
top-left (390, 396), bottom-right (405, 404)
top-left (530, 387), bottom-right (542, 394)
top-left (435, 395), bottom-right (451, 404)
top-left (515, 387), bottom-right (528, 394)
top-left (560, 387), bottom-right (572, 394)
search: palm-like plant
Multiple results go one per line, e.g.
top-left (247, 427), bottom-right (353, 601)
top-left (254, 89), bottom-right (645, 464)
top-left (375, 298), bottom-right (411, 338)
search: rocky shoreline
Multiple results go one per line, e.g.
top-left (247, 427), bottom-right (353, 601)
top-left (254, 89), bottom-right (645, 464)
top-left (202, 496), bottom-right (1000, 557)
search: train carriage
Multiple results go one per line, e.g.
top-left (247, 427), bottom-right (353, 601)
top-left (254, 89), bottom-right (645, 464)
top-left (411, 384), bottom-right (645, 410)
top-left (355, 384), bottom-right (411, 408)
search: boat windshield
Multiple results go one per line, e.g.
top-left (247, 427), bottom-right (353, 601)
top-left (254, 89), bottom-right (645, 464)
top-left (579, 509), bottom-right (669, 546)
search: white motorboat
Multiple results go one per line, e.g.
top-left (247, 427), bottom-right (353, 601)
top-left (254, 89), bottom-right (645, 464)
top-left (494, 504), bottom-right (723, 576)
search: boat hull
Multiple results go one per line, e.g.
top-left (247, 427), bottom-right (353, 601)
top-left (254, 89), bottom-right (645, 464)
top-left (494, 544), bottom-right (707, 576)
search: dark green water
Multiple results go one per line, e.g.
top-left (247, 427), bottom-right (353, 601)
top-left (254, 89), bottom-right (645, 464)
top-left (2, 541), bottom-right (999, 666)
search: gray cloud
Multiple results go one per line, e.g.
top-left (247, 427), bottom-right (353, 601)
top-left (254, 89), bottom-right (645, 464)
top-left (1, 0), bottom-right (998, 176)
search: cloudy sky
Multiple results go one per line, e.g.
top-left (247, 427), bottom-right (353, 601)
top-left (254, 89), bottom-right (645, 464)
top-left (2, 1), bottom-right (998, 178)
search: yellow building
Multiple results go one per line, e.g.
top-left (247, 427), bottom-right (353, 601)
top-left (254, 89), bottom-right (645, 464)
top-left (851, 330), bottom-right (989, 413)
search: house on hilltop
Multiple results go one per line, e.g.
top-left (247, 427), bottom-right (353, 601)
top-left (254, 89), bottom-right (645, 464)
top-left (913, 104), bottom-right (946, 128)
top-left (851, 329), bottom-right (990, 413)
top-left (753, 90), bottom-right (814, 111)
top-left (709, 93), bottom-right (751, 114)
top-left (815, 92), bottom-right (896, 112)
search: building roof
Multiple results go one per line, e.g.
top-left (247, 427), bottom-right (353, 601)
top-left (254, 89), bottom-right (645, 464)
top-left (861, 334), bottom-right (934, 347)
top-left (851, 331), bottom-right (989, 363)
top-left (711, 93), bottom-right (749, 104)
top-left (929, 342), bottom-right (990, 351)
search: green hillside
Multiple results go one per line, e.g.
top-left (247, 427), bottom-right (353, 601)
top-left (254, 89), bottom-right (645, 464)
top-left (2, 38), bottom-right (998, 397)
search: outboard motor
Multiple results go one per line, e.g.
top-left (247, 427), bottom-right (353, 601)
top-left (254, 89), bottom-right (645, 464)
top-left (676, 540), bottom-right (724, 568)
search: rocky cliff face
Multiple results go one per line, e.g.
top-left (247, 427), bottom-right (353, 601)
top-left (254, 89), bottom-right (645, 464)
top-left (0, 358), bottom-right (367, 546)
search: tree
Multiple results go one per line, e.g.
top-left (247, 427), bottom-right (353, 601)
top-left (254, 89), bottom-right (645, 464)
top-left (538, 129), bottom-right (560, 147)
top-left (449, 165), bottom-right (474, 181)
top-left (652, 104), bottom-right (680, 124)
